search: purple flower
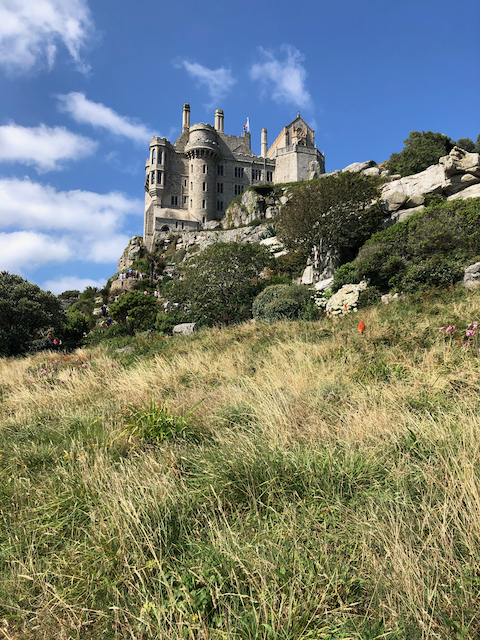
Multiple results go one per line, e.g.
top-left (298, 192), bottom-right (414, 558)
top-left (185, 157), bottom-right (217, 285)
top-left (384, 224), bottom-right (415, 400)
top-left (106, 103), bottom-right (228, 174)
top-left (445, 325), bottom-right (456, 334)
top-left (439, 327), bottom-right (445, 332)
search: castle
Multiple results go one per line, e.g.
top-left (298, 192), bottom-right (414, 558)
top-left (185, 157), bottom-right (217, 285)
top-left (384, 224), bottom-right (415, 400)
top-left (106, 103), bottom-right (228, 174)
top-left (143, 104), bottom-right (325, 250)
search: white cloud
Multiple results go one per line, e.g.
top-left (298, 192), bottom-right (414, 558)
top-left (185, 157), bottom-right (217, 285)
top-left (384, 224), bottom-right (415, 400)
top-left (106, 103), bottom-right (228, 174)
top-left (42, 275), bottom-right (107, 295)
top-left (0, 231), bottom-right (71, 272)
top-left (178, 60), bottom-right (236, 107)
top-left (0, 0), bottom-right (94, 73)
top-left (0, 177), bottom-right (142, 273)
top-left (0, 123), bottom-right (97, 172)
top-left (250, 45), bottom-right (312, 110)
top-left (58, 92), bottom-right (154, 143)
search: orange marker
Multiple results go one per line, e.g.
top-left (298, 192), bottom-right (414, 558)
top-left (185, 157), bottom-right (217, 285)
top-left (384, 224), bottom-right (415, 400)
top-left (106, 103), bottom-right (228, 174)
top-left (358, 320), bottom-right (366, 334)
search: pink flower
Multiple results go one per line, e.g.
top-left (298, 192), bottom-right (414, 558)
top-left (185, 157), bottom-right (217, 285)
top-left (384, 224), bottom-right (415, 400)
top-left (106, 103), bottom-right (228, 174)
top-left (445, 325), bottom-right (456, 334)
top-left (439, 327), bottom-right (444, 332)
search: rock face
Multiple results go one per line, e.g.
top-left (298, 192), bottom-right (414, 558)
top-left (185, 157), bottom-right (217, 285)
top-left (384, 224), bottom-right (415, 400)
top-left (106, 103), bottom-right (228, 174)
top-left (463, 262), bottom-right (480, 288)
top-left (117, 235), bottom-right (144, 271)
top-left (381, 146), bottom-right (480, 222)
top-left (221, 188), bottom-right (291, 228)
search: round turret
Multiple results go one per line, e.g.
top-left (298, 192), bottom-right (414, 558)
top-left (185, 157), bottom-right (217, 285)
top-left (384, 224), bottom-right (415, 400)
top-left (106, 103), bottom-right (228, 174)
top-left (185, 124), bottom-right (219, 224)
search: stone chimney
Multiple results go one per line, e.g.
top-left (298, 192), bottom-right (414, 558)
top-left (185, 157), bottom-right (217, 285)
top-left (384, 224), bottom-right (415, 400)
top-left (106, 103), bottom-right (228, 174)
top-left (182, 103), bottom-right (190, 131)
top-left (261, 128), bottom-right (268, 157)
top-left (215, 109), bottom-right (224, 132)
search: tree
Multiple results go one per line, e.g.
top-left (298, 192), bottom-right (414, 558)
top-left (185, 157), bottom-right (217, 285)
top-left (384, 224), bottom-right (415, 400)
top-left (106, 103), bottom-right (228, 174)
top-left (456, 138), bottom-right (475, 152)
top-left (109, 291), bottom-right (159, 331)
top-left (275, 172), bottom-right (382, 263)
top-left (0, 272), bottom-right (65, 356)
top-left (387, 131), bottom-right (455, 177)
top-left (170, 242), bottom-right (272, 325)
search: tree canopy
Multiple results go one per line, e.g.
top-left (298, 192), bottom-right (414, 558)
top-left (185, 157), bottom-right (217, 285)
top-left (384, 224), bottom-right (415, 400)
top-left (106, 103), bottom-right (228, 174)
top-left (275, 172), bottom-right (382, 263)
top-left (0, 272), bottom-right (65, 356)
top-left (387, 131), bottom-right (455, 177)
top-left (170, 242), bottom-right (272, 325)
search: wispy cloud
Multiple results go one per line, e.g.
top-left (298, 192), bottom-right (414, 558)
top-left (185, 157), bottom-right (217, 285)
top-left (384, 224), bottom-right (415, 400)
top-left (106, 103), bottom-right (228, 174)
top-left (250, 45), bottom-right (312, 110)
top-left (0, 123), bottom-right (97, 172)
top-left (57, 92), bottom-right (154, 143)
top-left (177, 60), bottom-right (236, 107)
top-left (0, 177), bottom-right (141, 274)
top-left (0, 0), bottom-right (94, 73)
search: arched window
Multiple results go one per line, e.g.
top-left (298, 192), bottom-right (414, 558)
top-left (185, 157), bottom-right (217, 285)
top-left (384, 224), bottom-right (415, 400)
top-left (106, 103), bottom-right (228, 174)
top-left (152, 149), bottom-right (156, 164)
top-left (160, 225), bottom-right (170, 232)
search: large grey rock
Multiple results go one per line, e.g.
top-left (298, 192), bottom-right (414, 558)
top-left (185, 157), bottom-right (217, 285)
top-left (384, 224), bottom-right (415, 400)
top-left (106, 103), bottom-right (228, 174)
top-left (301, 265), bottom-right (314, 285)
top-left (443, 173), bottom-right (480, 195)
top-left (173, 322), bottom-right (198, 335)
top-left (363, 166), bottom-right (381, 177)
top-left (447, 183), bottom-right (480, 201)
top-left (342, 160), bottom-right (376, 173)
top-left (440, 147), bottom-right (480, 178)
top-left (384, 190), bottom-right (408, 213)
top-left (390, 205), bottom-right (426, 224)
top-left (325, 281), bottom-right (368, 315)
top-left (464, 262), bottom-right (480, 288)
top-left (382, 164), bottom-right (445, 204)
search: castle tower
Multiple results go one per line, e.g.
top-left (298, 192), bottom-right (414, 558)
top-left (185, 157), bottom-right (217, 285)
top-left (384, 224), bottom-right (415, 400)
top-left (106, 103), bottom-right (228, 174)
top-left (184, 123), bottom-right (219, 223)
top-left (261, 128), bottom-right (268, 158)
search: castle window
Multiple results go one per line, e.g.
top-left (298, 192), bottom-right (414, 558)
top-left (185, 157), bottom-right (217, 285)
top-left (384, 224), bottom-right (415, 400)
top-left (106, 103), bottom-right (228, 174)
top-left (191, 164), bottom-right (193, 172)
top-left (171, 196), bottom-right (178, 206)
top-left (181, 222), bottom-right (184, 230)
top-left (175, 221), bottom-right (178, 228)
top-left (202, 200), bottom-right (205, 209)
top-left (266, 171), bottom-right (273, 182)
top-left (203, 164), bottom-right (206, 173)
top-left (157, 171), bottom-right (162, 184)
top-left (217, 183), bottom-right (223, 194)
top-left (152, 149), bottom-right (156, 164)
top-left (150, 171), bottom-right (155, 184)
top-left (184, 179), bottom-right (187, 187)
top-left (183, 196), bottom-right (187, 204)
top-left (217, 201), bottom-right (224, 211)
top-left (158, 151), bottom-right (163, 164)
top-left (217, 165), bottom-right (224, 176)
top-left (202, 216), bottom-right (205, 223)
top-left (190, 182), bottom-right (193, 190)
top-left (190, 198), bottom-right (193, 207)
top-left (202, 182), bottom-right (206, 191)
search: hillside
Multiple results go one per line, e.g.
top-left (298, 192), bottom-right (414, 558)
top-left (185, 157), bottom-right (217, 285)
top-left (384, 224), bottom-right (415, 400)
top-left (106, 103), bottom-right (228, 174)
top-left (1, 284), bottom-right (480, 638)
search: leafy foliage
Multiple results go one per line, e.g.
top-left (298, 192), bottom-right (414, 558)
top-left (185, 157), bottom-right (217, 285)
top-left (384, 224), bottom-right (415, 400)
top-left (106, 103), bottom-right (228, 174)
top-left (170, 242), bottom-right (272, 325)
top-left (109, 291), bottom-right (159, 331)
top-left (354, 198), bottom-right (480, 291)
top-left (456, 137), bottom-right (476, 152)
top-left (0, 272), bottom-right (65, 356)
top-left (387, 130), bottom-right (455, 177)
top-left (252, 284), bottom-right (312, 322)
top-left (61, 309), bottom-right (90, 349)
top-left (275, 172), bottom-right (382, 261)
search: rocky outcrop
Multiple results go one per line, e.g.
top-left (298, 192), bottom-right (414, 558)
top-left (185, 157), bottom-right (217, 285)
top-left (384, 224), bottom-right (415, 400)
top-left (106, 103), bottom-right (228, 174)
top-left (173, 323), bottom-right (198, 335)
top-left (463, 262), bottom-right (480, 288)
top-left (117, 235), bottom-right (144, 271)
top-left (381, 147), bottom-right (480, 221)
top-left (221, 188), bottom-right (290, 228)
top-left (324, 281), bottom-right (368, 315)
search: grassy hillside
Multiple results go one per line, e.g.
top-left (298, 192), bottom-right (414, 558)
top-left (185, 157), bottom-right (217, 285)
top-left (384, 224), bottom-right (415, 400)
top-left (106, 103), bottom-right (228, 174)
top-left (1, 284), bottom-right (480, 639)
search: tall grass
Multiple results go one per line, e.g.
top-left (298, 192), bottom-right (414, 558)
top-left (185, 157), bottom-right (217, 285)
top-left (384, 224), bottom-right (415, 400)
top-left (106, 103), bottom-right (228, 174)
top-left (1, 285), bottom-right (480, 638)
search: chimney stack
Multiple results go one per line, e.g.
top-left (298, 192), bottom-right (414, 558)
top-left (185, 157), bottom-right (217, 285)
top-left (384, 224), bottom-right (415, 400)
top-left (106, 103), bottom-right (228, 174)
top-left (182, 103), bottom-right (190, 131)
top-left (214, 109), bottom-right (224, 132)
top-left (261, 128), bottom-right (268, 157)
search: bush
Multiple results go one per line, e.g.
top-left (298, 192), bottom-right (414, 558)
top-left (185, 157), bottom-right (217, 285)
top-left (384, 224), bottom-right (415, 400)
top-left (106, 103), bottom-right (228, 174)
top-left (0, 272), bottom-right (65, 356)
top-left (357, 286), bottom-right (381, 309)
top-left (332, 262), bottom-right (359, 292)
top-left (155, 310), bottom-right (191, 335)
top-left (387, 131), bottom-right (455, 177)
top-left (354, 198), bottom-right (480, 291)
top-left (398, 258), bottom-right (464, 293)
top-left (109, 291), bottom-right (159, 331)
top-left (252, 284), bottom-right (312, 322)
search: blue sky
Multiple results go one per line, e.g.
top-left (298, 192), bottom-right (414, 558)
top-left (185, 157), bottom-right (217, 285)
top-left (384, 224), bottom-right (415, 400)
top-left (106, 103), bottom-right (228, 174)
top-left (0, 0), bottom-right (478, 294)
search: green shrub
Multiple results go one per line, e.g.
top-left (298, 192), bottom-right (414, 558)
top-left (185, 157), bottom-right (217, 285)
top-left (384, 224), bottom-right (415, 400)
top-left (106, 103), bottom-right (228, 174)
top-left (332, 262), bottom-right (359, 292)
top-left (387, 131), bottom-right (455, 177)
top-left (252, 284), bottom-right (312, 322)
top-left (155, 310), bottom-right (191, 335)
top-left (357, 286), bottom-right (381, 309)
top-left (399, 258), bottom-right (464, 293)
